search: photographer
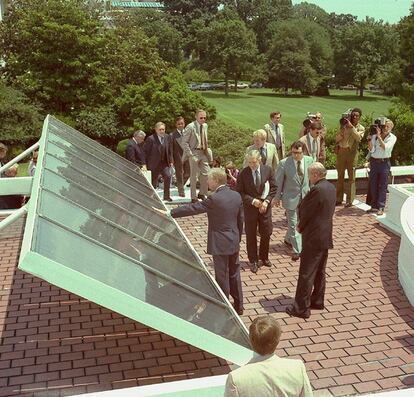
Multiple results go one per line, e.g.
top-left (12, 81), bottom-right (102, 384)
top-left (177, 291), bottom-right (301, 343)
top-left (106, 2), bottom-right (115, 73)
top-left (366, 119), bottom-right (397, 216)
top-left (335, 108), bottom-right (365, 207)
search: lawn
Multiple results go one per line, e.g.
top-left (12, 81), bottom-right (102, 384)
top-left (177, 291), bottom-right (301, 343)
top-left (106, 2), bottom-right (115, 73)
top-left (202, 88), bottom-right (393, 143)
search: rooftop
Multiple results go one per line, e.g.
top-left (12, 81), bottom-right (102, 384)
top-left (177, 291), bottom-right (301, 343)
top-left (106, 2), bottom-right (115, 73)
top-left (1, 196), bottom-right (414, 396)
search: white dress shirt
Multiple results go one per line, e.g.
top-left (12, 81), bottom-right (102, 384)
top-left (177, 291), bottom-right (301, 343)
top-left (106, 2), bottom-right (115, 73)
top-left (370, 133), bottom-right (397, 159)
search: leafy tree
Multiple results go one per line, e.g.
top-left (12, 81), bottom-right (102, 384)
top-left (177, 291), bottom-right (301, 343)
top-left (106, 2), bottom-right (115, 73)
top-left (114, 69), bottom-right (215, 133)
top-left (293, 2), bottom-right (330, 28)
top-left (193, 15), bottom-right (257, 95)
top-left (333, 18), bottom-right (399, 96)
top-left (0, 0), bottom-right (106, 113)
top-left (0, 82), bottom-right (44, 145)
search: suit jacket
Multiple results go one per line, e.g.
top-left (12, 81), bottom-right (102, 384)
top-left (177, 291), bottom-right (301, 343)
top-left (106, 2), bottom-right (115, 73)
top-left (171, 186), bottom-right (243, 256)
top-left (275, 155), bottom-right (314, 210)
top-left (244, 142), bottom-right (278, 171)
top-left (125, 138), bottom-right (146, 166)
top-left (224, 354), bottom-right (313, 397)
top-left (298, 178), bottom-right (336, 251)
top-left (170, 129), bottom-right (186, 163)
top-left (182, 121), bottom-right (212, 162)
top-left (143, 133), bottom-right (173, 171)
top-left (264, 122), bottom-right (286, 159)
top-left (299, 134), bottom-right (325, 164)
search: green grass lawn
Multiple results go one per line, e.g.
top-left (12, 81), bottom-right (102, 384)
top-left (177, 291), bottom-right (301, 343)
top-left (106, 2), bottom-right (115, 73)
top-left (202, 88), bottom-right (393, 143)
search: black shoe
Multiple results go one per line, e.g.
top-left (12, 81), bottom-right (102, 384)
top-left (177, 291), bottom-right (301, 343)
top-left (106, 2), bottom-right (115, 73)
top-left (249, 262), bottom-right (258, 274)
top-left (291, 253), bottom-right (300, 261)
top-left (197, 194), bottom-right (206, 200)
top-left (335, 201), bottom-right (342, 206)
top-left (260, 259), bottom-right (272, 267)
top-left (191, 198), bottom-right (199, 203)
top-left (284, 240), bottom-right (292, 248)
top-left (310, 303), bottom-right (324, 310)
top-left (286, 306), bottom-right (310, 319)
top-left (367, 208), bottom-right (378, 214)
top-left (344, 202), bottom-right (353, 208)
top-left (233, 304), bottom-right (244, 316)
top-left (178, 192), bottom-right (185, 197)
top-left (164, 197), bottom-right (173, 202)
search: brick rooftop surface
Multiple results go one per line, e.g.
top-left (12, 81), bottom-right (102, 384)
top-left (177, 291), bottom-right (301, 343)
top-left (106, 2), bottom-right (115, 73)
top-left (1, 201), bottom-right (414, 397)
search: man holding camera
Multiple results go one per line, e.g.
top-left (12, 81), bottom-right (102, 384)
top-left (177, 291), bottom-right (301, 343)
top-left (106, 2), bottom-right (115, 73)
top-left (299, 121), bottom-right (325, 164)
top-left (335, 108), bottom-right (365, 207)
top-left (366, 119), bottom-right (397, 216)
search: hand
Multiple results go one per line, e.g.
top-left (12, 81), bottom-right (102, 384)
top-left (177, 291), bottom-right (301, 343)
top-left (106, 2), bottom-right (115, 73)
top-left (272, 199), bottom-right (281, 207)
top-left (364, 161), bottom-right (369, 168)
top-left (252, 199), bottom-right (261, 208)
top-left (346, 119), bottom-right (353, 128)
top-left (153, 207), bottom-right (169, 216)
top-left (192, 155), bottom-right (198, 163)
top-left (259, 201), bottom-right (268, 214)
top-left (141, 165), bottom-right (147, 171)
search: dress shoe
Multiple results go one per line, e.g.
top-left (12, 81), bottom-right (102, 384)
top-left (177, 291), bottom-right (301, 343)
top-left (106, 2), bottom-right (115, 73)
top-left (366, 208), bottom-right (378, 214)
top-left (197, 194), bottom-right (206, 200)
top-left (163, 197), bottom-right (173, 202)
top-left (284, 240), bottom-right (292, 248)
top-left (260, 259), bottom-right (272, 267)
top-left (286, 306), bottom-right (310, 319)
top-left (335, 201), bottom-right (342, 206)
top-left (344, 202), bottom-right (353, 208)
top-left (178, 192), bottom-right (186, 197)
top-left (377, 208), bottom-right (384, 216)
top-left (236, 308), bottom-right (244, 315)
top-left (191, 198), bottom-right (199, 203)
top-left (291, 253), bottom-right (300, 261)
top-left (249, 262), bottom-right (258, 274)
top-left (310, 303), bottom-right (325, 310)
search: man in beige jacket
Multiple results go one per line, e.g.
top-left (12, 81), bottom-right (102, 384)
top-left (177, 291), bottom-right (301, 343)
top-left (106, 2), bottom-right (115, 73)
top-left (225, 316), bottom-right (313, 397)
top-left (244, 129), bottom-right (278, 171)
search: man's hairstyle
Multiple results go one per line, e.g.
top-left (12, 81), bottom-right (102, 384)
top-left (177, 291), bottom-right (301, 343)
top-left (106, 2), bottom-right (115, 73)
top-left (308, 162), bottom-right (327, 178)
top-left (133, 130), bottom-right (145, 139)
top-left (270, 111), bottom-right (281, 119)
top-left (245, 149), bottom-right (261, 162)
top-left (291, 140), bottom-right (305, 150)
top-left (0, 142), bottom-right (7, 152)
top-left (310, 121), bottom-right (322, 131)
top-left (249, 316), bottom-right (282, 356)
top-left (208, 167), bottom-right (227, 185)
top-left (176, 116), bottom-right (185, 122)
top-left (252, 129), bottom-right (267, 140)
top-left (385, 119), bottom-right (394, 129)
top-left (154, 122), bottom-right (165, 130)
top-left (351, 107), bottom-right (362, 116)
top-left (196, 109), bottom-right (206, 116)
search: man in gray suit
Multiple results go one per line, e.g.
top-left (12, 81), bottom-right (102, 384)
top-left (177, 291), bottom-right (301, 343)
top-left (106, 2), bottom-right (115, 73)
top-left (299, 121), bottom-right (326, 164)
top-left (274, 141), bottom-right (314, 261)
top-left (225, 316), bottom-right (313, 397)
top-left (182, 109), bottom-right (212, 203)
top-left (171, 116), bottom-right (190, 197)
top-left (170, 168), bottom-right (244, 315)
top-left (244, 129), bottom-right (279, 171)
top-left (264, 111), bottom-right (286, 161)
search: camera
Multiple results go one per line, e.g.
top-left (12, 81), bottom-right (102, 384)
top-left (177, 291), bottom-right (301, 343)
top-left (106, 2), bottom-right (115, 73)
top-left (369, 116), bottom-right (387, 135)
top-left (339, 108), bottom-right (353, 127)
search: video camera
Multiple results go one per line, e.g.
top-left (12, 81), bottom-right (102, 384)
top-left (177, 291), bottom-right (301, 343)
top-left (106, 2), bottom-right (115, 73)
top-left (369, 116), bottom-right (387, 135)
top-left (339, 108), bottom-right (353, 127)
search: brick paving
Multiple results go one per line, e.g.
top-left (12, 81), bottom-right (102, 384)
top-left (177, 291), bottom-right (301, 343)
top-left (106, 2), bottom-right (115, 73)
top-left (1, 200), bottom-right (414, 396)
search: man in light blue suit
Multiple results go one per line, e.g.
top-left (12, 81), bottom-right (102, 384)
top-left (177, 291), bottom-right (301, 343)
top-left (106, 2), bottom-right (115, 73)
top-left (274, 141), bottom-right (314, 261)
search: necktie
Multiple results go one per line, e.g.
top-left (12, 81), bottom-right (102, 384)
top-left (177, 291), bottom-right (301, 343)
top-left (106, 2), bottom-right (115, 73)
top-left (297, 160), bottom-right (304, 184)
top-left (275, 125), bottom-right (281, 148)
top-left (255, 169), bottom-right (261, 190)
top-left (260, 147), bottom-right (266, 164)
top-left (160, 136), bottom-right (164, 145)
top-left (312, 139), bottom-right (317, 160)
top-left (200, 124), bottom-right (207, 150)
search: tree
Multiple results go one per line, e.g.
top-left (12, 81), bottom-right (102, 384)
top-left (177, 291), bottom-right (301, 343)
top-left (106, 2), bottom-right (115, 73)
top-left (333, 18), bottom-right (399, 96)
top-left (114, 69), bottom-right (215, 133)
top-left (0, 82), bottom-right (44, 145)
top-left (293, 2), bottom-right (330, 28)
top-left (193, 15), bottom-right (258, 95)
top-left (0, 0), bottom-right (107, 113)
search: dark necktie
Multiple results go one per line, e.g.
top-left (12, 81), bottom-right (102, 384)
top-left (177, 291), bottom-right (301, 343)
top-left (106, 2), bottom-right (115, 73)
top-left (260, 147), bottom-right (266, 164)
top-left (255, 169), bottom-right (261, 190)
top-left (312, 139), bottom-right (317, 159)
top-left (297, 160), bottom-right (304, 184)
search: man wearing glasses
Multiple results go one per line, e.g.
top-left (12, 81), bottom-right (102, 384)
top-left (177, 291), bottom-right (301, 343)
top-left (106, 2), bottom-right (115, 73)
top-left (264, 111), bottom-right (285, 161)
top-left (182, 109), bottom-right (212, 203)
top-left (299, 112), bottom-right (327, 164)
top-left (273, 141), bottom-right (314, 261)
top-left (299, 122), bottom-right (326, 164)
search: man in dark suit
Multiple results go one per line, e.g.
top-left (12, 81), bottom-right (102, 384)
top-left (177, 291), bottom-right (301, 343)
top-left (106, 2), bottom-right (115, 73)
top-left (171, 116), bottom-right (190, 197)
top-left (236, 150), bottom-right (276, 273)
top-left (286, 162), bottom-right (336, 319)
top-left (125, 130), bottom-right (146, 169)
top-left (144, 122), bottom-right (174, 202)
top-left (169, 168), bottom-right (244, 315)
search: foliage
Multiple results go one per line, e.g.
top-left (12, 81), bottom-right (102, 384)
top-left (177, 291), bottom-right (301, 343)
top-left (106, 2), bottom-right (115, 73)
top-left (398, 5), bottom-right (414, 83)
top-left (208, 119), bottom-right (253, 168)
top-left (0, 82), bottom-right (43, 145)
top-left (0, 0), bottom-right (106, 114)
top-left (75, 106), bottom-right (125, 150)
top-left (182, 68), bottom-right (210, 83)
top-left (293, 2), bottom-right (330, 28)
top-left (115, 69), bottom-right (216, 133)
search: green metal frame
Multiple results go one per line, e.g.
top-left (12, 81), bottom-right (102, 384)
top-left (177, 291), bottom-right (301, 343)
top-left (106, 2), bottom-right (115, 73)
top-left (18, 115), bottom-right (254, 366)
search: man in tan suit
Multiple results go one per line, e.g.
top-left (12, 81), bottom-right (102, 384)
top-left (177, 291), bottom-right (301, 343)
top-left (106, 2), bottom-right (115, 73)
top-left (225, 316), bottom-right (313, 397)
top-left (244, 129), bottom-right (278, 171)
top-left (299, 121), bottom-right (326, 164)
top-left (264, 111), bottom-right (285, 161)
top-left (182, 109), bottom-right (212, 203)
